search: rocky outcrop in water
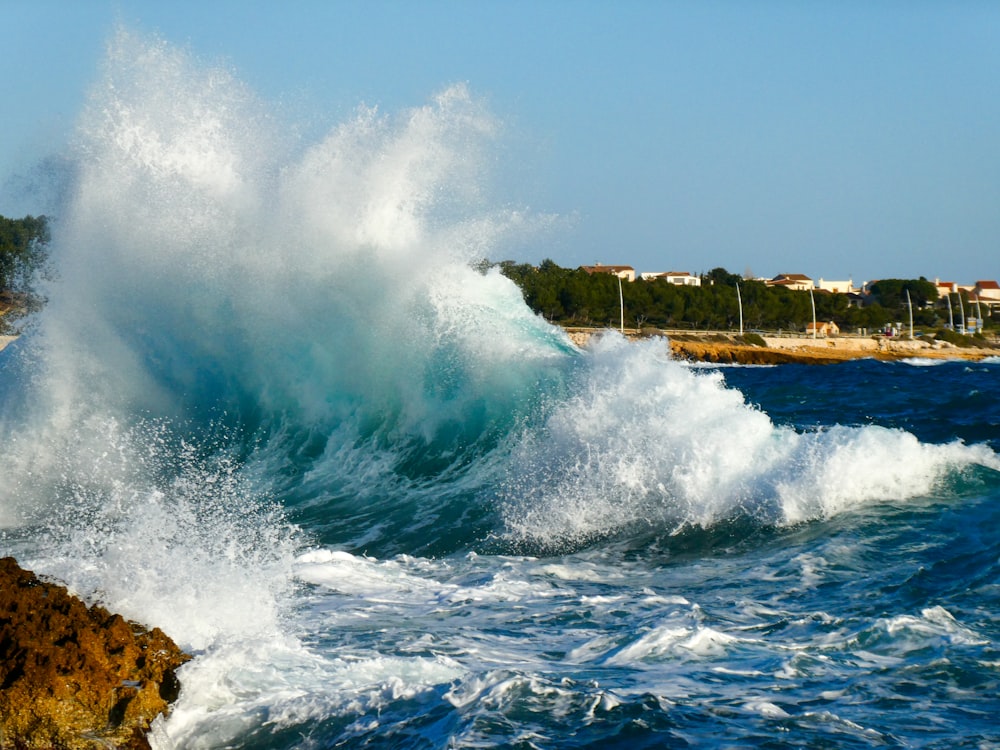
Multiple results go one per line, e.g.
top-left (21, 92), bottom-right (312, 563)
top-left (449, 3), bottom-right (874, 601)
top-left (0, 557), bottom-right (189, 749)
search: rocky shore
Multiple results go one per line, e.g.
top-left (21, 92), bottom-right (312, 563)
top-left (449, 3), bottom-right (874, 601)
top-left (0, 557), bottom-right (189, 749)
top-left (564, 328), bottom-right (999, 365)
top-left (5, 329), bottom-right (999, 366)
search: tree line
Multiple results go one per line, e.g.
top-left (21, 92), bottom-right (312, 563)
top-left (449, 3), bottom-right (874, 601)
top-left (0, 214), bottom-right (988, 337)
top-left (0, 213), bottom-right (50, 332)
top-left (494, 260), bottom-right (981, 333)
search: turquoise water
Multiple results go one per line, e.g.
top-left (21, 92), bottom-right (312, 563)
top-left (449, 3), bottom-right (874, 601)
top-left (2, 29), bottom-right (999, 749)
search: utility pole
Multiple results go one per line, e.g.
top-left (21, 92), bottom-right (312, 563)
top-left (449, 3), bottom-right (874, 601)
top-left (618, 276), bottom-right (624, 334)
top-left (736, 282), bottom-right (744, 336)
top-left (810, 288), bottom-right (816, 340)
top-left (906, 289), bottom-right (913, 338)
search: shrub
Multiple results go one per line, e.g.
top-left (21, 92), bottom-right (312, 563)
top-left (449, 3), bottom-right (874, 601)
top-left (740, 332), bottom-right (767, 347)
top-left (934, 328), bottom-right (973, 347)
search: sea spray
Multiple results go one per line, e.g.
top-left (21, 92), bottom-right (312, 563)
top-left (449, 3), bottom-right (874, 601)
top-left (500, 333), bottom-right (1000, 549)
top-left (0, 26), bottom-right (572, 641)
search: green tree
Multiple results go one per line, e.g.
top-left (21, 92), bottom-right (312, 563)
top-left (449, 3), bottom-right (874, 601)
top-left (0, 214), bottom-right (50, 292)
top-left (704, 267), bottom-right (742, 287)
top-left (869, 278), bottom-right (938, 310)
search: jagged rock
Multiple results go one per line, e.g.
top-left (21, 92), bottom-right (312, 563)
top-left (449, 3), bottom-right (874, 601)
top-left (0, 557), bottom-right (190, 749)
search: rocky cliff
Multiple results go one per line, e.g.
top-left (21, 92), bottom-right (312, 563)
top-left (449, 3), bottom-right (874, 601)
top-left (0, 557), bottom-right (189, 749)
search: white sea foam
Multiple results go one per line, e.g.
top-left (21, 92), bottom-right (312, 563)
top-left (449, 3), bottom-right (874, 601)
top-left (295, 549), bottom-right (449, 601)
top-left (880, 606), bottom-right (988, 648)
top-left (743, 699), bottom-right (791, 718)
top-left (900, 357), bottom-right (949, 367)
top-left (501, 332), bottom-right (1000, 547)
top-left (502, 334), bottom-right (783, 543)
top-left (154, 636), bottom-right (465, 749)
top-left (12, 421), bottom-right (299, 652)
top-left (606, 625), bottom-right (740, 664)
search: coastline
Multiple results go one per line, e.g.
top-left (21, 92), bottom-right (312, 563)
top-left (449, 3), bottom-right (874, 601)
top-left (563, 327), bottom-right (1000, 365)
top-left (3, 330), bottom-right (998, 366)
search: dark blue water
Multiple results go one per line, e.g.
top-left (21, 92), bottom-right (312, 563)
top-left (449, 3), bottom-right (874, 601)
top-left (1, 28), bottom-right (999, 749)
top-left (722, 357), bottom-right (1000, 450)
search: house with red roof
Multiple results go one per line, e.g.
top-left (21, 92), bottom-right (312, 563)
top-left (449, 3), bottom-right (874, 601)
top-left (934, 279), bottom-right (958, 296)
top-left (805, 321), bottom-right (840, 337)
top-left (972, 280), bottom-right (1000, 317)
top-left (766, 274), bottom-right (814, 292)
top-left (973, 280), bottom-right (1000, 300)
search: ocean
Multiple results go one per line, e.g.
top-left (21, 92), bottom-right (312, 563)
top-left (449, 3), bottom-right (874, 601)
top-left (2, 30), bottom-right (999, 749)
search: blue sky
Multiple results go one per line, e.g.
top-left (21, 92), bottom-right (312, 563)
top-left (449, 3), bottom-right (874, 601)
top-left (2, 0), bottom-right (998, 283)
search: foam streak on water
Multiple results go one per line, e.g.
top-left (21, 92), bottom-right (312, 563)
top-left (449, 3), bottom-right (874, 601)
top-left (1, 28), bottom-right (999, 749)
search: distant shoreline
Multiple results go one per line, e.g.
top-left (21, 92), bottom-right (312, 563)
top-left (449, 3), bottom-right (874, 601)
top-left (563, 327), bottom-right (1000, 365)
top-left (2, 330), bottom-right (997, 367)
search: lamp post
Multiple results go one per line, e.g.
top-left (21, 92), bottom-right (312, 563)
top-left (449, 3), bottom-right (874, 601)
top-left (736, 282), bottom-right (744, 336)
top-left (906, 289), bottom-right (913, 338)
top-left (618, 275), bottom-right (624, 334)
top-left (810, 288), bottom-right (816, 340)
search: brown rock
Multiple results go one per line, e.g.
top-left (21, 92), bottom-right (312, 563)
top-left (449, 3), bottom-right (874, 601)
top-left (0, 557), bottom-right (190, 749)
top-left (563, 326), bottom-right (999, 365)
top-left (668, 340), bottom-right (849, 366)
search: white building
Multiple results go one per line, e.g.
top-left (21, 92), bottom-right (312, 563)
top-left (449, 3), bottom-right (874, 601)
top-left (815, 278), bottom-right (855, 294)
top-left (639, 271), bottom-right (701, 286)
